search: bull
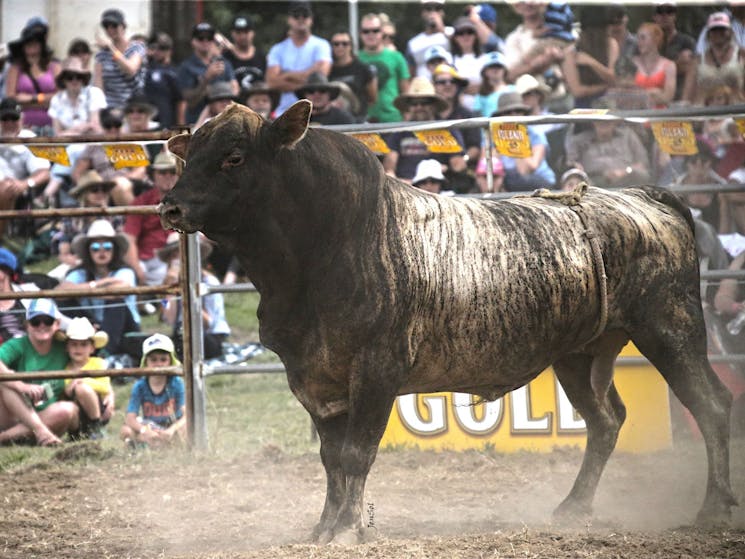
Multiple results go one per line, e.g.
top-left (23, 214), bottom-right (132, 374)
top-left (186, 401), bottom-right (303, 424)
top-left (160, 101), bottom-right (737, 544)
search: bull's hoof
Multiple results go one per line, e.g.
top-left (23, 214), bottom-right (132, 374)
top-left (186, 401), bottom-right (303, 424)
top-left (695, 505), bottom-right (733, 528)
top-left (552, 498), bottom-right (592, 525)
top-left (329, 526), bottom-right (378, 545)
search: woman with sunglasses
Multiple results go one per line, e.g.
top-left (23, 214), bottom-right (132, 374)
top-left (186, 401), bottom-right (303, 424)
top-left (57, 219), bottom-right (140, 356)
top-left (48, 56), bottom-right (107, 136)
top-left (449, 17), bottom-right (483, 110)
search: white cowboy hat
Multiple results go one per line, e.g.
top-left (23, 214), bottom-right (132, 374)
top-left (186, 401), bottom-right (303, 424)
top-left (71, 219), bottom-right (129, 258)
top-left (54, 316), bottom-right (109, 349)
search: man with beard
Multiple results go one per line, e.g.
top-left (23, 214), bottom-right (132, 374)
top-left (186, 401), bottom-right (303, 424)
top-left (219, 15), bottom-right (266, 91)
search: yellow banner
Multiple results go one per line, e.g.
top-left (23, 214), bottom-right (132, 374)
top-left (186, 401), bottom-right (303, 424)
top-left (351, 133), bottom-right (390, 155)
top-left (414, 130), bottom-right (462, 153)
top-left (651, 121), bottom-right (697, 156)
top-left (103, 144), bottom-right (150, 169)
top-left (490, 122), bottom-right (532, 158)
top-left (28, 145), bottom-right (70, 166)
top-left (735, 118), bottom-right (745, 140)
top-left (380, 343), bottom-right (672, 453)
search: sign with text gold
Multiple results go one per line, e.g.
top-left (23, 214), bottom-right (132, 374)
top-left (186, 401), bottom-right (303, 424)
top-left (414, 129), bottom-right (462, 153)
top-left (651, 121), bottom-right (697, 156)
top-left (490, 122), bottom-right (532, 158)
top-left (351, 133), bottom-right (390, 155)
top-left (380, 343), bottom-right (672, 454)
top-left (735, 118), bottom-right (745, 140)
top-left (103, 144), bottom-right (150, 169)
top-left (28, 145), bottom-right (70, 166)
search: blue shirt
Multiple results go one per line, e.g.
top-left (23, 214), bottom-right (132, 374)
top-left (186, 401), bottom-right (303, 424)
top-left (65, 266), bottom-right (140, 326)
top-left (127, 376), bottom-right (185, 428)
top-left (500, 127), bottom-right (556, 191)
top-left (177, 53), bottom-right (236, 125)
top-left (267, 35), bottom-right (332, 115)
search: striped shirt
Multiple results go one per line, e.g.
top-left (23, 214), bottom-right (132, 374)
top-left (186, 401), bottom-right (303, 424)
top-left (95, 42), bottom-right (147, 109)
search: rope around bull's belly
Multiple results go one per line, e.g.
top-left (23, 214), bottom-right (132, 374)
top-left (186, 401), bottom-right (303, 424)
top-left (522, 182), bottom-right (609, 343)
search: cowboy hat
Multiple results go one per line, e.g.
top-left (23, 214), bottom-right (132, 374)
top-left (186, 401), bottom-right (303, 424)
top-left (295, 72), bottom-right (340, 101)
top-left (206, 81), bottom-right (237, 103)
top-left (68, 170), bottom-right (115, 199)
top-left (71, 219), bottom-right (129, 258)
top-left (124, 92), bottom-right (158, 119)
top-left (242, 81), bottom-right (280, 112)
top-left (150, 150), bottom-right (178, 171)
top-left (491, 91), bottom-right (531, 117)
top-left (55, 56), bottom-right (92, 89)
top-left (8, 17), bottom-right (49, 61)
top-left (54, 316), bottom-right (109, 349)
top-left (393, 77), bottom-right (448, 113)
top-left (514, 74), bottom-right (551, 98)
top-left (156, 231), bottom-right (214, 263)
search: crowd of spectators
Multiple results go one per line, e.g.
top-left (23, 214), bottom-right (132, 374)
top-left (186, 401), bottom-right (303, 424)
top-left (0, 1), bottom-right (744, 446)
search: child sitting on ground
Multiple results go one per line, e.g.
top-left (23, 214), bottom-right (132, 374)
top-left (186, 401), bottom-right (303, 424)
top-left (120, 333), bottom-right (185, 448)
top-left (58, 317), bottom-right (114, 439)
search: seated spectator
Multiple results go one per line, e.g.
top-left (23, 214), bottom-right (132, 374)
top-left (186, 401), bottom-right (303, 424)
top-left (329, 30), bottom-right (377, 122)
top-left (48, 56), bottom-right (107, 136)
top-left (0, 248), bottom-right (27, 345)
top-left (725, 168), bottom-right (745, 237)
top-left (473, 51), bottom-right (514, 118)
top-left (57, 220), bottom-right (140, 356)
top-left (383, 77), bottom-right (466, 183)
top-left (559, 167), bottom-right (589, 192)
top-left (621, 22), bottom-right (675, 108)
top-left (120, 333), bottom-right (185, 448)
top-left (565, 119), bottom-right (651, 189)
top-left (57, 316), bottom-right (113, 439)
top-left (379, 13), bottom-right (398, 51)
top-left (475, 156), bottom-right (505, 193)
top-left (668, 140), bottom-right (727, 233)
top-left (0, 298), bottom-right (78, 446)
top-left (411, 159), bottom-right (452, 195)
top-left (93, 8), bottom-right (146, 110)
top-left (4, 17), bottom-right (60, 136)
top-left (492, 91), bottom-right (556, 191)
top-left (194, 81), bottom-right (237, 129)
top-left (241, 81), bottom-right (280, 121)
top-left (423, 45), bottom-right (453, 78)
top-left (700, 85), bottom-right (742, 160)
top-left (295, 72), bottom-right (355, 125)
top-left (159, 232), bottom-right (230, 360)
top-left (122, 92), bottom-right (160, 135)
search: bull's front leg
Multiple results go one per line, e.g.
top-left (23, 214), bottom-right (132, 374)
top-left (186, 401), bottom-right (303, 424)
top-left (312, 413), bottom-right (348, 543)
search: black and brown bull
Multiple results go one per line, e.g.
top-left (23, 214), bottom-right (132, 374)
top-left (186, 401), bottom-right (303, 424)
top-left (160, 102), bottom-right (737, 544)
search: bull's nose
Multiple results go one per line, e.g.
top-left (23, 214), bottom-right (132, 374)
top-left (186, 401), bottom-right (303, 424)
top-left (158, 201), bottom-right (183, 229)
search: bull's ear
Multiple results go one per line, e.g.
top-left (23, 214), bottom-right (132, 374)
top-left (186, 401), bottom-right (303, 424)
top-left (167, 133), bottom-right (191, 163)
top-left (268, 100), bottom-right (311, 151)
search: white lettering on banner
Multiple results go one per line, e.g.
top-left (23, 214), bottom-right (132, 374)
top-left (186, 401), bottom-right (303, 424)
top-left (555, 378), bottom-right (586, 432)
top-left (397, 394), bottom-right (447, 435)
top-left (510, 385), bottom-right (552, 434)
top-left (452, 392), bottom-right (504, 435)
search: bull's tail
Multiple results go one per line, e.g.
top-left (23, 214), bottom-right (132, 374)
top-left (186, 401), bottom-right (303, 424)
top-left (637, 185), bottom-right (695, 233)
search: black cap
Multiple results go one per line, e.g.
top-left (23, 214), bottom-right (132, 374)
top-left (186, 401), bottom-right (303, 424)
top-left (192, 22), bottom-right (215, 39)
top-left (100, 107), bottom-right (124, 128)
top-left (101, 8), bottom-right (125, 26)
top-left (0, 98), bottom-right (21, 119)
top-left (288, 1), bottom-right (312, 17)
top-left (232, 16), bottom-right (254, 31)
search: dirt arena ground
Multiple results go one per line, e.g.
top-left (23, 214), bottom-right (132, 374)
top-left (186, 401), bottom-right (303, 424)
top-left (1, 437), bottom-right (745, 558)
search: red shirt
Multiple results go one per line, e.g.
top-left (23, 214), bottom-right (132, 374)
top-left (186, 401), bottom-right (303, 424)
top-left (123, 188), bottom-right (169, 260)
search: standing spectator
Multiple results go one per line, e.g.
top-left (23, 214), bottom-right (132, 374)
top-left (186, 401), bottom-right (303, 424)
top-left (48, 56), bottom-right (107, 136)
top-left (93, 8), bottom-right (146, 110)
top-left (491, 91), bottom-right (556, 191)
top-left (467, 3), bottom-right (505, 53)
top-left (406, 1), bottom-right (452, 79)
top-left (515, 73), bottom-right (563, 137)
top-left (219, 15), bottom-right (266, 91)
top-left (295, 73), bottom-right (355, 125)
top-left (473, 51), bottom-right (514, 118)
top-left (607, 5), bottom-right (638, 83)
top-left (449, 17), bottom-right (484, 110)
top-left (67, 38), bottom-right (93, 71)
top-left (383, 77), bottom-right (466, 182)
top-left (329, 30), bottom-right (377, 122)
top-left (123, 151), bottom-right (177, 287)
top-left (4, 17), bottom-right (60, 136)
top-left (120, 333), bottom-right (185, 448)
top-left (177, 22), bottom-right (239, 126)
top-left (58, 317), bottom-right (113, 440)
top-left (0, 97), bottom-right (51, 239)
top-left (358, 12), bottom-right (410, 123)
top-left (652, 2), bottom-right (696, 103)
top-left (144, 32), bottom-right (184, 130)
top-left (242, 81), bottom-right (279, 122)
top-left (266, 1), bottom-right (332, 116)
top-left (621, 23), bottom-right (676, 109)
top-left (0, 248), bottom-right (27, 345)
top-left (58, 220), bottom-right (140, 355)
top-left (0, 298), bottom-right (78, 446)
top-left (194, 81), bottom-right (237, 129)
top-left (379, 14), bottom-right (399, 51)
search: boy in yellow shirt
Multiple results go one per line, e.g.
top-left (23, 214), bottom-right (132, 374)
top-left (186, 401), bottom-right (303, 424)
top-left (57, 317), bottom-right (114, 439)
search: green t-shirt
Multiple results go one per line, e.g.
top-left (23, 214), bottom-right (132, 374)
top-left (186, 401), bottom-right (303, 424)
top-left (357, 48), bottom-right (410, 123)
top-left (0, 337), bottom-right (68, 411)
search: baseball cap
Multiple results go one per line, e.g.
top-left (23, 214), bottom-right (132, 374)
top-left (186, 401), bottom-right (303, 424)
top-left (0, 248), bottom-right (17, 274)
top-left (0, 97), bottom-right (21, 119)
top-left (101, 8), bottom-right (125, 27)
top-left (424, 45), bottom-right (453, 65)
top-left (26, 298), bottom-right (60, 321)
top-left (412, 159), bottom-right (445, 186)
top-left (288, 1), bottom-right (313, 17)
top-left (705, 12), bottom-right (731, 32)
top-left (142, 333), bottom-right (175, 357)
top-left (232, 16), bottom-right (253, 31)
top-left (475, 4), bottom-right (497, 24)
top-left (192, 22), bottom-right (215, 39)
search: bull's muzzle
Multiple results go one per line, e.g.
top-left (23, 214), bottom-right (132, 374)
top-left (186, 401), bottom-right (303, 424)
top-left (158, 201), bottom-right (187, 232)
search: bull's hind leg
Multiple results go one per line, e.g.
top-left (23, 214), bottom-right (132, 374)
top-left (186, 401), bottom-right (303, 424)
top-left (311, 413), bottom-right (348, 544)
top-left (632, 325), bottom-right (737, 524)
top-left (552, 351), bottom-right (627, 519)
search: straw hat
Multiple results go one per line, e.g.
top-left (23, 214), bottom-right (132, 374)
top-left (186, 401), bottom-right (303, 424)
top-left (54, 316), bottom-right (109, 349)
top-left (150, 151), bottom-right (178, 171)
top-left (514, 74), bottom-right (551, 98)
top-left (393, 77), bottom-right (448, 113)
top-left (71, 219), bottom-right (129, 258)
top-left (55, 56), bottom-right (92, 89)
top-left (491, 91), bottom-right (531, 117)
top-left (68, 170), bottom-right (115, 199)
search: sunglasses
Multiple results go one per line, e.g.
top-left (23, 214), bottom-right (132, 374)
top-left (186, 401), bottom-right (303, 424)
top-left (102, 22), bottom-right (120, 29)
top-left (455, 29), bottom-right (476, 36)
top-left (361, 28), bottom-right (381, 34)
top-left (408, 99), bottom-right (432, 107)
top-left (126, 107), bottom-right (149, 114)
top-left (434, 79), bottom-right (456, 86)
top-left (29, 316), bottom-right (55, 328)
top-left (103, 120), bottom-right (123, 128)
top-left (383, 34), bottom-right (395, 40)
top-left (87, 184), bottom-right (110, 194)
top-left (63, 72), bottom-right (87, 81)
top-left (0, 115), bottom-right (20, 122)
top-left (90, 241), bottom-right (114, 252)
top-left (194, 35), bottom-right (214, 42)
top-left (332, 41), bottom-right (350, 47)
top-left (655, 6), bottom-right (676, 15)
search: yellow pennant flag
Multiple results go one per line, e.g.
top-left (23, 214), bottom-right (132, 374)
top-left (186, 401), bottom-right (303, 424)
top-left (735, 118), bottom-right (745, 140)
top-left (103, 144), bottom-right (150, 169)
top-left (28, 145), bottom-right (70, 166)
top-left (351, 133), bottom-right (390, 155)
top-left (490, 122), bottom-right (532, 158)
top-left (414, 129), bottom-right (462, 153)
top-left (651, 121), bottom-right (697, 156)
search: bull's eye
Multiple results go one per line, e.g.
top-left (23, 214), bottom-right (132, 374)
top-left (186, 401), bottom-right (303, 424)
top-left (223, 154), bottom-right (244, 169)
